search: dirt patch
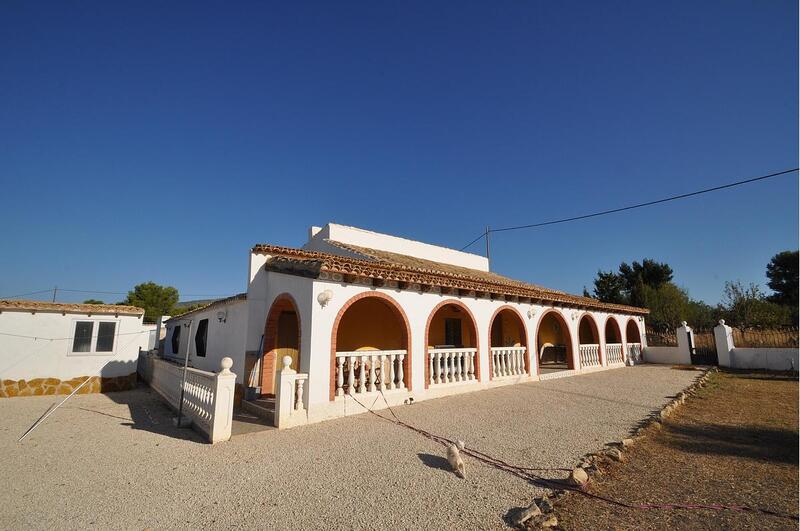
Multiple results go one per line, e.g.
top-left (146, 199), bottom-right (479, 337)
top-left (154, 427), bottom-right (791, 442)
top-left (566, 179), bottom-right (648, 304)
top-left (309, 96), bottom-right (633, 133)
top-left (554, 370), bottom-right (799, 530)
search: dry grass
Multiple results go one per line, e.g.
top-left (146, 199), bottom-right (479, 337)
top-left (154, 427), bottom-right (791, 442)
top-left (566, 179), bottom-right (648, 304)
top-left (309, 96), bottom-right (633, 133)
top-left (554, 370), bottom-right (799, 530)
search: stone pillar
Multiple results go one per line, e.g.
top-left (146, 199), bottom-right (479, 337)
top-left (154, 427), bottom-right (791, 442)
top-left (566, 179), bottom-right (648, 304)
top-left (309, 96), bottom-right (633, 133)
top-left (714, 319), bottom-right (734, 367)
top-left (209, 357), bottom-right (237, 444)
top-left (274, 355), bottom-right (296, 429)
top-left (675, 321), bottom-right (694, 365)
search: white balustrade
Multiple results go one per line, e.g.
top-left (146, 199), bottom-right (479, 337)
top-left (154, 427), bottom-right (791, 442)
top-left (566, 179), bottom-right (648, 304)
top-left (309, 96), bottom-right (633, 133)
top-left (627, 343), bottom-right (642, 364)
top-left (143, 354), bottom-right (236, 443)
top-left (428, 348), bottom-right (478, 386)
top-left (579, 344), bottom-right (601, 367)
top-left (334, 350), bottom-right (407, 397)
top-left (490, 347), bottom-right (527, 379)
top-left (605, 343), bottom-right (624, 365)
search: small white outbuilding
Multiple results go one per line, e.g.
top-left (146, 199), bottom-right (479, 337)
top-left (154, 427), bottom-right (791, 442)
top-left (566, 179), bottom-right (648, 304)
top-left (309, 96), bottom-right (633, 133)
top-left (0, 300), bottom-right (154, 397)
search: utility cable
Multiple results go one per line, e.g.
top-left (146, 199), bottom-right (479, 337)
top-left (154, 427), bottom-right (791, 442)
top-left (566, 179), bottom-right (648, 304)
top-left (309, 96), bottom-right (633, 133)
top-left (460, 168), bottom-right (798, 250)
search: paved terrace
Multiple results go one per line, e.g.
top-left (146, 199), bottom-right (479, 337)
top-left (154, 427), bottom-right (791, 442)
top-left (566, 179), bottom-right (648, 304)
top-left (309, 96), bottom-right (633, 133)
top-left (1, 365), bottom-right (700, 529)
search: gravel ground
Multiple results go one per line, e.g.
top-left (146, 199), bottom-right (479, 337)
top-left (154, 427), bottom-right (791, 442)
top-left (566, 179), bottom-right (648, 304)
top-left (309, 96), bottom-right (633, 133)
top-left (0, 365), bottom-right (699, 530)
top-left (555, 370), bottom-right (799, 530)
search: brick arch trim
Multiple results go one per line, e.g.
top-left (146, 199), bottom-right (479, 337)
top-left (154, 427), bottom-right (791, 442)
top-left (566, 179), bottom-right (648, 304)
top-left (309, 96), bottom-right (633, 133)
top-left (488, 305), bottom-right (530, 377)
top-left (625, 317), bottom-right (642, 343)
top-left (329, 291), bottom-right (413, 401)
top-left (534, 308), bottom-right (574, 373)
top-left (261, 293), bottom-right (301, 395)
top-left (424, 299), bottom-right (481, 388)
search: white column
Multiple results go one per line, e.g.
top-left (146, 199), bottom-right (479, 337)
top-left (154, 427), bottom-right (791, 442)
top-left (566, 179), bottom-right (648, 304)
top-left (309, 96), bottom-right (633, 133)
top-left (714, 320), bottom-right (734, 367)
top-left (208, 357), bottom-right (236, 443)
top-left (675, 322), bottom-right (694, 365)
top-left (274, 356), bottom-right (296, 430)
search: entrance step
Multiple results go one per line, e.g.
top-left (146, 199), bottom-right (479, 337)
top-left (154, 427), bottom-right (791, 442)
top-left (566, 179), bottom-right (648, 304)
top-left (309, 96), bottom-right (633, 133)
top-left (241, 397), bottom-right (276, 425)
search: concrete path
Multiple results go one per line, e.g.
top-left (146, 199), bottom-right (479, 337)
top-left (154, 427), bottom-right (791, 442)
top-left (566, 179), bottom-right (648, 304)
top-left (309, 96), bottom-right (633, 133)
top-left (0, 365), bottom-right (700, 530)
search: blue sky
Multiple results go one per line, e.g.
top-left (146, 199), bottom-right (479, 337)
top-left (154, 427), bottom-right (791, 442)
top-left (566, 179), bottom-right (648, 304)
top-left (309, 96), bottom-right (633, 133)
top-left (1, 1), bottom-right (797, 305)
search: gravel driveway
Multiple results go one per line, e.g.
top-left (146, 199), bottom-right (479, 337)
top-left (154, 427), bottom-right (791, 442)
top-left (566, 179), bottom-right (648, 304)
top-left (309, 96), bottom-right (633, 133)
top-left (0, 365), bottom-right (699, 530)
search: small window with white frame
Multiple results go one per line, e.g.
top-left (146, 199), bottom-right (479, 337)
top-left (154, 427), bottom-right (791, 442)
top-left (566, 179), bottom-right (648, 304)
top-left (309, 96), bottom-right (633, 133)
top-left (69, 320), bottom-right (118, 355)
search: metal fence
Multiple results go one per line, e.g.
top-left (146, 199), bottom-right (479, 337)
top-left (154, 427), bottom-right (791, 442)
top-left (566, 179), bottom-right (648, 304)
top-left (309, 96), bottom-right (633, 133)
top-left (732, 327), bottom-right (799, 348)
top-left (690, 329), bottom-right (718, 365)
top-left (645, 328), bottom-right (677, 347)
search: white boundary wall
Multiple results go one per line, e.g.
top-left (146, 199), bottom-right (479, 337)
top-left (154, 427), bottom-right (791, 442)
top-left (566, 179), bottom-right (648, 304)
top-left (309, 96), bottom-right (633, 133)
top-left (643, 323), bottom-right (693, 365)
top-left (715, 320), bottom-right (798, 371)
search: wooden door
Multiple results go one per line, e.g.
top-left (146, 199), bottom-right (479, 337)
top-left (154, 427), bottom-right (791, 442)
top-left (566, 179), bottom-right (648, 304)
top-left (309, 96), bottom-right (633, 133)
top-left (273, 311), bottom-right (300, 391)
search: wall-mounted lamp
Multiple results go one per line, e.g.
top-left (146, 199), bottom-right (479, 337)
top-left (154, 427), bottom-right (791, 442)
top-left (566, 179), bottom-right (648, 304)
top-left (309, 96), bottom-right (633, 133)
top-left (527, 307), bottom-right (537, 320)
top-left (317, 289), bottom-right (333, 308)
top-left (217, 310), bottom-right (227, 323)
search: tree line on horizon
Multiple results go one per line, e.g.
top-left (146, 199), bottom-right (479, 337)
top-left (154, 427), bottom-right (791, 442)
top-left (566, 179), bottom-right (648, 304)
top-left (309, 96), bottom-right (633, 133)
top-left (583, 250), bottom-right (799, 331)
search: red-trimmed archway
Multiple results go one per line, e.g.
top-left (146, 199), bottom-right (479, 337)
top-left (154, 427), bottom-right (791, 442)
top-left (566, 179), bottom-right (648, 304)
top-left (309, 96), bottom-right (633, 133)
top-left (605, 316), bottom-right (623, 344)
top-left (329, 291), bottom-right (412, 400)
top-left (261, 293), bottom-right (301, 396)
top-left (535, 309), bottom-right (574, 372)
top-left (577, 313), bottom-right (600, 345)
top-left (488, 305), bottom-right (530, 378)
top-left (424, 299), bottom-right (481, 387)
top-left (625, 318), bottom-right (642, 344)
top-left (577, 313), bottom-right (601, 366)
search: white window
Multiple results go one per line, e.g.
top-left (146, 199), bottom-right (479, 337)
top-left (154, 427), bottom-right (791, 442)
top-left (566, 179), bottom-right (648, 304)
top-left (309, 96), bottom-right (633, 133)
top-left (69, 320), bottom-right (118, 355)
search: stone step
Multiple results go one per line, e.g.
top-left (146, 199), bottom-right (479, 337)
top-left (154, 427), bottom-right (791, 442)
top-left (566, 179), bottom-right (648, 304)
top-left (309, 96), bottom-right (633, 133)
top-left (241, 397), bottom-right (275, 424)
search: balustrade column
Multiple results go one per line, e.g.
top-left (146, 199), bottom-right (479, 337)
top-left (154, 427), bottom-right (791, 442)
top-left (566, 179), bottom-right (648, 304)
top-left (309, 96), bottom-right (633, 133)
top-left (336, 358), bottom-right (345, 396)
top-left (347, 356), bottom-right (355, 395)
top-left (397, 354), bottom-right (405, 389)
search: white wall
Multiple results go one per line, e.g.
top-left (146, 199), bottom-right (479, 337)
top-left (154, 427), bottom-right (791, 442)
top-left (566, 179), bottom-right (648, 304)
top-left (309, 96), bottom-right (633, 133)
top-left (163, 300), bottom-right (249, 383)
top-left (303, 223), bottom-right (490, 272)
top-left (0, 310), bottom-right (149, 380)
top-left (729, 348), bottom-right (798, 371)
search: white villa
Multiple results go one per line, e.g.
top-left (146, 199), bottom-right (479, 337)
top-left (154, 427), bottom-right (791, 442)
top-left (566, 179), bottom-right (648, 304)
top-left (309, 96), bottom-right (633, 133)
top-left (160, 223), bottom-right (648, 428)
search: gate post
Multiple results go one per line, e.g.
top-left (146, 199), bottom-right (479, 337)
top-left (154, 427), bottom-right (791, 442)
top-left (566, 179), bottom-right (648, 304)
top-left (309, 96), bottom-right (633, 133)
top-left (675, 322), bottom-right (693, 365)
top-left (714, 320), bottom-right (734, 367)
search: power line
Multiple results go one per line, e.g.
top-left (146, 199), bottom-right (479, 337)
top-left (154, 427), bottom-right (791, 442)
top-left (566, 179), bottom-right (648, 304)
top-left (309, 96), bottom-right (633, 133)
top-left (460, 167), bottom-right (798, 251)
top-left (0, 289), bottom-right (56, 299)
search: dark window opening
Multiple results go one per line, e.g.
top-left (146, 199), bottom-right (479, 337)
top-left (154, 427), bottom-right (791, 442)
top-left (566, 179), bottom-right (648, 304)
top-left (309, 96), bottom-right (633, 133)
top-left (171, 326), bottom-right (181, 354)
top-left (96, 322), bottom-right (116, 352)
top-left (444, 318), bottom-right (463, 348)
top-left (195, 319), bottom-right (209, 357)
top-left (72, 321), bottom-right (94, 352)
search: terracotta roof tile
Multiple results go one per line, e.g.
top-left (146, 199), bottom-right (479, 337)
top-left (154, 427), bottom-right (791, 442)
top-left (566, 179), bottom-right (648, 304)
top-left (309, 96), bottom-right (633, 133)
top-left (0, 299), bottom-right (144, 316)
top-left (165, 293), bottom-right (247, 322)
top-left (251, 243), bottom-right (648, 315)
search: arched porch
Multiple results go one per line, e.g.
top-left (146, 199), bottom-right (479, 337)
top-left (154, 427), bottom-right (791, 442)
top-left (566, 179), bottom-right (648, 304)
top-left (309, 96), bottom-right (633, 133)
top-left (489, 307), bottom-right (529, 379)
top-left (604, 317), bottom-right (624, 364)
top-left (425, 300), bottom-right (480, 387)
top-left (625, 319), bottom-right (643, 363)
top-left (536, 310), bottom-right (574, 374)
top-left (577, 314), bottom-right (601, 368)
top-left (330, 293), bottom-right (411, 400)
